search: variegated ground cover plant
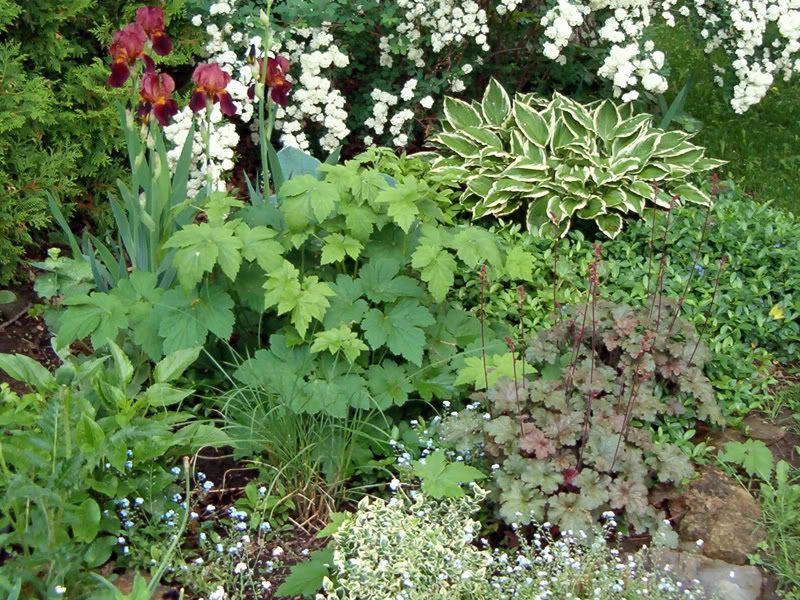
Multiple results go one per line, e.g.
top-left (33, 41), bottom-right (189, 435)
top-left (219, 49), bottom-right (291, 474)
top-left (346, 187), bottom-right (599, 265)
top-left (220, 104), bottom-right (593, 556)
top-left (442, 298), bottom-right (723, 535)
top-left (426, 79), bottom-right (724, 238)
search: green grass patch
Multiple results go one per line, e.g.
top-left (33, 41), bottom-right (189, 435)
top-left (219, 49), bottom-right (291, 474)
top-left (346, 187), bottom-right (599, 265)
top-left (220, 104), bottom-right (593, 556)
top-left (653, 28), bottom-right (800, 214)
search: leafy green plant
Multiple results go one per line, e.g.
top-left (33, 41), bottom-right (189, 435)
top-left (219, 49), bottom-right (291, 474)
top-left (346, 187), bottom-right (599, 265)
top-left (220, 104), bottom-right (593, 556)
top-left (0, 347), bottom-right (224, 596)
top-left (718, 439), bottom-right (774, 481)
top-left (757, 459), bottom-right (800, 596)
top-left (442, 299), bottom-right (722, 534)
top-left (427, 80), bottom-right (723, 238)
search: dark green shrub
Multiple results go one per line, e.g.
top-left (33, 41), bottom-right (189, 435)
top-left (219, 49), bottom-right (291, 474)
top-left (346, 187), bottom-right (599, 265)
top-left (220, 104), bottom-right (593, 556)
top-left (0, 0), bottom-right (197, 284)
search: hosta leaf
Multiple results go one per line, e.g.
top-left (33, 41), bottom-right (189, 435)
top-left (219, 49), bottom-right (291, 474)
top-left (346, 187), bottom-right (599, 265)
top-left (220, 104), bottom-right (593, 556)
top-left (671, 183), bottom-right (711, 206)
top-left (502, 157), bottom-right (549, 182)
top-left (461, 126), bottom-right (504, 150)
top-left (433, 133), bottom-right (481, 158)
top-left (514, 101), bottom-right (549, 147)
top-left (594, 99), bottom-right (620, 141)
top-left (576, 197), bottom-right (607, 219)
top-left (481, 78), bottom-right (511, 127)
top-left (444, 96), bottom-right (483, 129)
top-left (597, 213), bottom-right (624, 238)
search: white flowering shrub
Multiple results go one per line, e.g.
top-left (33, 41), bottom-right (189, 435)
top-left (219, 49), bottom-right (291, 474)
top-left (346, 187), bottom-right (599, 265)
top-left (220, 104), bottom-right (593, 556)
top-left (174, 0), bottom-right (798, 189)
top-left (316, 488), bottom-right (706, 600)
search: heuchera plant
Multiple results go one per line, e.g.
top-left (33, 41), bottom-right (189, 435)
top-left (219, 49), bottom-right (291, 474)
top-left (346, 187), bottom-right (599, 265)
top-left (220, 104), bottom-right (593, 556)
top-left (443, 294), bottom-right (723, 534)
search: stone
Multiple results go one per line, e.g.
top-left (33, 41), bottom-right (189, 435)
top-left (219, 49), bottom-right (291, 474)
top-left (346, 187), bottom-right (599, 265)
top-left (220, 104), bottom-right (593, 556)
top-left (742, 415), bottom-right (786, 444)
top-left (654, 549), bottom-right (763, 600)
top-left (676, 466), bottom-right (765, 565)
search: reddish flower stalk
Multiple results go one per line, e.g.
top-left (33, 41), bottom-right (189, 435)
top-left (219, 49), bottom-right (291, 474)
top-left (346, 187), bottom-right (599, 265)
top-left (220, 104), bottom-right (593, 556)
top-left (517, 285), bottom-right (527, 379)
top-left (189, 63), bottom-right (237, 117)
top-left (505, 336), bottom-right (525, 438)
top-left (689, 255), bottom-right (728, 365)
top-left (479, 265), bottom-right (489, 391)
top-left (577, 243), bottom-right (602, 469)
top-left (651, 195), bottom-right (677, 327)
top-left (645, 181), bottom-right (660, 307)
top-left (666, 198), bottom-right (714, 339)
top-left (550, 211), bottom-right (561, 329)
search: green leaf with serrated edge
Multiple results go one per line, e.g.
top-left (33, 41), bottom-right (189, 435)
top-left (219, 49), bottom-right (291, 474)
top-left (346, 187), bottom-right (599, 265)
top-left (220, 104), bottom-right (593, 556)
top-left (157, 286), bottom-right (234, 353)
top-left (481, 78), bottom-right (511, 126)
top-left (292, 276), bottom-right (335, 338)
top-left (358, 257), bottom-right (423, 303)
top-left (720, 440), bottom-right (773, 480)
top-left (264, 260), bottom-right (302, 315)
top-left (361, 299), bottom-right (434, 365)
top-left (413, 450), bottom-right (486, 498)
top-left (165, 222), bottom-right (243, 288)
top-left (505, 246), bottom-right (534, 281)
top-left (276, 547), bottom-right (333, 597)
top-left (321, 233), bottom-right (363, 264)
top-left (59, 292), bottom-right (129, 350)
top-left (451, 227), bottom-right (503, 268)
top-left (154, 347), bottom-right (202, 383)
top-left (411, 243), bottom-right (456, 302)
top-left (374, 176), bottom-right (422, 233)
top-left (367, 360), bottom-right (414, 409)
top-left (310, 325), bottom-right (368, 363)
top-left (456, 353), bottom-right (535, 389)
top-left (237, 223), bottom-right (284, 271)
top-left (514, 101), bottom-right (549, 147)
top-left (444, 96), bottom-right (483, 129)
top-left (279, 175), bottom-right (338, 232)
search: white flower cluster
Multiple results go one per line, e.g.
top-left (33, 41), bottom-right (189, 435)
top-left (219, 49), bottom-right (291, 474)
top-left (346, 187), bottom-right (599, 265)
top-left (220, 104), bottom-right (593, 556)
top-left (163, 106), bottom-right (239, 197)
top-left (538, 0), bottom-right (798, 111)
top-left (364, 87), bottom-right (418, 147)
top-left (382, 0), bottom-right (492, 69)
top-left (166, 4), bottom-right (352, 190)
top-left (273, 26), bottom-right (351, 152)
top-left (671, 0), bottom-right (800, 112)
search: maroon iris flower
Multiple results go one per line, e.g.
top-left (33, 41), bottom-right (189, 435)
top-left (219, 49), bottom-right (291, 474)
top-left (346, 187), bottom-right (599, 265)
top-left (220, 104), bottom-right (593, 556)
top-left (107, 23), bottom-right (148, 87)
top-left (139, 72), bottom-right (178, 126)
top-left (136, 6), bottom-right (173, 57)
top-left (189, 63), bottom-right (237, 117)
top-left (248, 55), bottom-right (293, 107)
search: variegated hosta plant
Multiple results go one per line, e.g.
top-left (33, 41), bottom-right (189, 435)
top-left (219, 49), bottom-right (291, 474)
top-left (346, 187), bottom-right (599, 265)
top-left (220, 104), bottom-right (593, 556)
top-left (426, 79), bottom-right (725, 239)
top-left (441, 299), bottom-right (723, 534)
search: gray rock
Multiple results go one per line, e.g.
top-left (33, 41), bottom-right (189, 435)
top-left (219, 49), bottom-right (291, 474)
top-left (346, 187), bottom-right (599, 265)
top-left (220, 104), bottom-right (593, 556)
top-left (654, 549), bottom-right (762, 600)
top-left (677, 466), bottom-right (764, 565)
